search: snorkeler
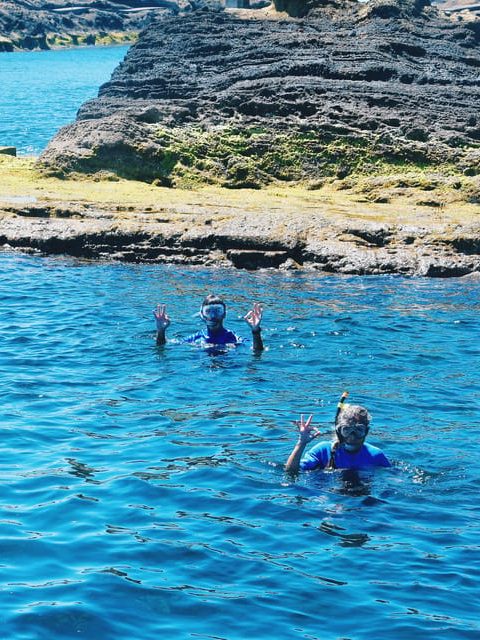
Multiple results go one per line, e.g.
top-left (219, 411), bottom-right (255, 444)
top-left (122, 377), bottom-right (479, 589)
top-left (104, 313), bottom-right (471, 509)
top-left (154, 294), bottom-right (264, 351)
top-left (285, 395), bottom-right (390, 473)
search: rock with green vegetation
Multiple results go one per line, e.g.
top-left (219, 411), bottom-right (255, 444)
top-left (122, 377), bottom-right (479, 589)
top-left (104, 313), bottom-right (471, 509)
top-left (39, 1), bottom-right (480, 187)
top-left (2, 154), bottom-right (480, 275)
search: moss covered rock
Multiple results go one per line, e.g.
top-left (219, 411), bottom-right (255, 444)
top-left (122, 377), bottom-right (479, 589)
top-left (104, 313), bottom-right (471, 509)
top-left (39, 4), bottom-right (480, 187)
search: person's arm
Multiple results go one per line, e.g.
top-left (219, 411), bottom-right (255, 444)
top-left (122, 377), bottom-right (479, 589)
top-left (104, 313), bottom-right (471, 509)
top-left (285, 414), bottom-right (320, 474)
top-left (244, 302), bottom-right (264, 351)
top-left (153, 304), bottom-right (171, 345)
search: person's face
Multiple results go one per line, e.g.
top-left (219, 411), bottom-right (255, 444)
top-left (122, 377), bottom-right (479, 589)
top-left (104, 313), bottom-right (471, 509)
top-left (201, 303), bottom-right (226, 330)
top-left (339, 421), bottom-right (368, 452)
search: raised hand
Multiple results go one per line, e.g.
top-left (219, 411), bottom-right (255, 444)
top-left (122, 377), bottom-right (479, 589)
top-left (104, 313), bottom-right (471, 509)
top-left (153, 304), bottom-right (171, 331)
top-left (244, 302), bottom-right (263, 333)
top-left (285, 413), bottom-right (320, 473)
top-left (294, 414), bottom-right (320, 444)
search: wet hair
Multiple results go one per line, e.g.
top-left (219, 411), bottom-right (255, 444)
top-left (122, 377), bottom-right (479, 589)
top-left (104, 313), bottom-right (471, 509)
top-left (201, 294), bottom-right (226, 311)
top-left (326, 404), bottom-right (371, 470)
top-left (336, 405), bottom-right (371, 431)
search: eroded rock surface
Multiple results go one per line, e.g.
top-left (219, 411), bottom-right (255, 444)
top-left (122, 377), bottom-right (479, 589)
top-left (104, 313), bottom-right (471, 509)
top-left (2, 197), bottom-right (480, 276)
top-left (39, 0), bottom-right (480, 186)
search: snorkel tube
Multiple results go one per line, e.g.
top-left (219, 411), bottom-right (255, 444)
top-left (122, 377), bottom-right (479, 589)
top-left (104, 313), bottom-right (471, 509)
top-left (327, 390), bottom-right (349, 470)
top-left (335, 391), bottom-right (349, 429)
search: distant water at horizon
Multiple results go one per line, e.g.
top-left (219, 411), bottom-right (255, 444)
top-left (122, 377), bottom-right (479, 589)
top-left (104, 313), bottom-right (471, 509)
top-left (0, 45), bottom-right (129, 156)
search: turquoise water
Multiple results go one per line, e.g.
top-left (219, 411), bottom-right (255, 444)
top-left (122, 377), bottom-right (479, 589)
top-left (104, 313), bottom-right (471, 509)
top-left (0, 46), bottom-right (129, 155)
top-left (1, 251), bottom-right (479, 639)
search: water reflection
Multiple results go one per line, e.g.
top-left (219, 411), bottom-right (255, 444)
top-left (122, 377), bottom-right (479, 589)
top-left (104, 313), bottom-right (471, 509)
top-left (334, 469), bottom-right (374, 497)
top-left (65, 458), bottom-right (100, 483)
top-left (319, 521), bottom-right (370, 547)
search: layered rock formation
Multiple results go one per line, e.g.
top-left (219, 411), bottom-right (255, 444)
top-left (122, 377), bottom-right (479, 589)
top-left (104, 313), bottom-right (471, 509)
top-left (39, 0), bottom-right (480, 187)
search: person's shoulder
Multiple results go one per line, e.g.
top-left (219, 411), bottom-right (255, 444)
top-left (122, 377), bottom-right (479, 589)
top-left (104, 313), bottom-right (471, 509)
top-left (363, 442), bottom-right (385, 456)
top-left (308, 441), bottom-right (331, 454)
top-left (363, 443), bottom-right (391, 466)
top-left (300, 441), bottom-right (331, 470)
top-left (364, 443), bottom-right (384, 455)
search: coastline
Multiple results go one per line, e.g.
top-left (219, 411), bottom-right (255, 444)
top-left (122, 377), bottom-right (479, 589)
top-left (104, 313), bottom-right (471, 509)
top-left (1, 156), bottom-right (479, 276)
top-left (0, 31), bottom-right (137, 53)
top-left (0, 0), bottom-right (159, 53)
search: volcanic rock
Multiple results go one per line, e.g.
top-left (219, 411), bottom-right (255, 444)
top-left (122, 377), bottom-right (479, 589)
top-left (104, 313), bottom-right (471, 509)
top-left (2, 193), bottom-right (480, 276)
top-left (38, 0), bottom-right (480, 186)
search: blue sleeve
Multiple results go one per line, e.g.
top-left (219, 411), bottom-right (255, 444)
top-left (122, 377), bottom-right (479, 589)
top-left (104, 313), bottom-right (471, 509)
top-left (299, 442), bottom-right (330, 471)
top-left (364, 444), bottom-right (391, 467)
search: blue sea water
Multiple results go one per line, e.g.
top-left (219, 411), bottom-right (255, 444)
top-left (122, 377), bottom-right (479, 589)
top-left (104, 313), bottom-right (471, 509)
top-left (0, 46), bottom-right (129, 155)
top-left (0, 251), bottom-right (479, 639)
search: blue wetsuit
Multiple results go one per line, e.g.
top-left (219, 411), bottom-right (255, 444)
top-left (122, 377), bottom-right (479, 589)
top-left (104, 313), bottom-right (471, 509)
top-left (183, 327), bottom-right (241, 346)
top-left (300, 441), bottom-right (390, 471)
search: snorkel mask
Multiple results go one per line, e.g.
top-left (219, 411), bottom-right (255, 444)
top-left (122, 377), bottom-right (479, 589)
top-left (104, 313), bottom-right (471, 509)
top-left (334, 393), bottom-right (370, 451)
top-left (200, 302), bottom-right (226, 327)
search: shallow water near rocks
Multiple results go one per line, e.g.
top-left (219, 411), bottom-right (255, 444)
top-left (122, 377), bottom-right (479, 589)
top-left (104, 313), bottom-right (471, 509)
top-left (0, 46), bottom-right (129, 155)
top-left (0, 251), bottom-right (479, 639)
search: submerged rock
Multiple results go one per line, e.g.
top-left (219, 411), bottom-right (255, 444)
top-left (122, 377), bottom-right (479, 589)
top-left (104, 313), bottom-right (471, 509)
top-left (38, 1), bottom-right (480, 186)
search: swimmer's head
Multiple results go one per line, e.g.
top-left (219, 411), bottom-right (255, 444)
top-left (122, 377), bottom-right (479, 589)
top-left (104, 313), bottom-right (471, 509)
top-left (200, 295), bottom-right (226, 328)
top-left (335, 404), bottom-right (370, 452)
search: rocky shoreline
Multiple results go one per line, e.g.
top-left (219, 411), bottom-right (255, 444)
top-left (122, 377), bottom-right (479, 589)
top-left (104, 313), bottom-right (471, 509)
top-left (0, 0), bottom-right (178, 52)
top-left (2, 0), bottom-right (479, 276)
top-left (3, 201), bottom-right (480, 276)
top-left (1, 158), bottom-right (480, 276)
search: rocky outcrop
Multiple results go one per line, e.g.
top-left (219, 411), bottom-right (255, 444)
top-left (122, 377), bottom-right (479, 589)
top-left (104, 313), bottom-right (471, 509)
top-left (39, 0), bottom-right (480, 186)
